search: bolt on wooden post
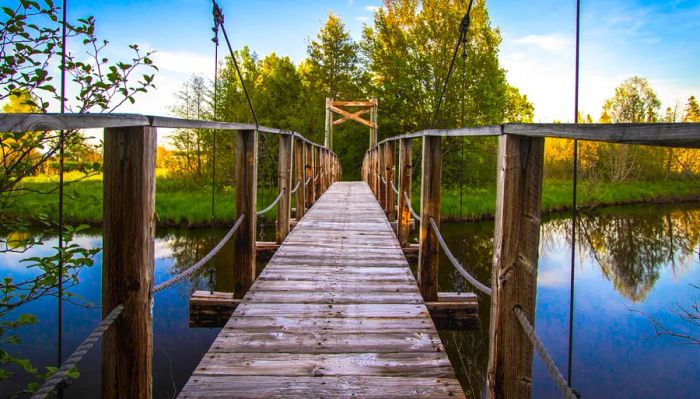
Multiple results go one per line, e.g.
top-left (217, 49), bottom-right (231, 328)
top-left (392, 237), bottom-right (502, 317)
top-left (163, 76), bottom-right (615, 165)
top-left (397, 138), bottom-right (413, 247)
top-left (102, 125), bottom-right (156, 399)
top-left (234, 129), bottom-right (258, 299)
top-left (294, 137), bottom-right (305, 220)
top-left (385, 140), bottom-right (396, 221)
top-left (487, 134), bottom-right (544, 399)
top-left (417, 135), bottom-right (441, 302)
top-left (277, 134), bottom-right (293, 243)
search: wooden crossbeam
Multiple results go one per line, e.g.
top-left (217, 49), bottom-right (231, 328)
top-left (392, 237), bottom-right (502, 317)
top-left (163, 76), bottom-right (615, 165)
top-left (331, 100), bottom-right (375, 107)
top-left (333, 108), bottom-right (370, 126)
top-left (329, 105), bottom-right (376, 129)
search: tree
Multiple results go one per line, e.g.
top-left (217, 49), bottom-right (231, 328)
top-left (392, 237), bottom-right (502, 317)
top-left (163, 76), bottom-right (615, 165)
top-left (170, 75), bottom-right (212, 179)
top-left (602, 76), bottom-right (661, 123)
top-left (683, 96), bottom-right (700, 122)
top-left (599, 77), bottom-right (662, 181)
top-left (361, 0), bottom-right (533, 186)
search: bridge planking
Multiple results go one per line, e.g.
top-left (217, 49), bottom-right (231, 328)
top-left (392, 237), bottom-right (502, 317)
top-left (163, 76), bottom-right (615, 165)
top-left (179, 182), bottom-right (465, 398)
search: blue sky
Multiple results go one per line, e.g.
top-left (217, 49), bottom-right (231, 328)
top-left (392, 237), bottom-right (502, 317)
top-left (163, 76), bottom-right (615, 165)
top-left (57, 0), bottom-right (700, 122)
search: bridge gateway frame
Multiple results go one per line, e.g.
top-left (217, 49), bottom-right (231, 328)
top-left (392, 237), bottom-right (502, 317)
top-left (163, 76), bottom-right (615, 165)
top-left (324, 97), bottom-right (378, 151)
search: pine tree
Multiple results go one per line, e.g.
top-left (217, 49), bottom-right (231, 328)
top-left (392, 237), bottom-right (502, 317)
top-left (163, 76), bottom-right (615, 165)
top-left (683, 96), bottom-right (700, 122)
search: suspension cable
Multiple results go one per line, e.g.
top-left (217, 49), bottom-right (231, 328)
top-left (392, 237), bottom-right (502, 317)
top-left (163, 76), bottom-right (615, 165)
top-left (428, 217), bottom-right (491, 295)
top-left (514, 306), bottom-right (581, 399)
top-left (31, 304), bottom-right (125, 399)
top-left (568, 0), bottom-right (581, 387)
top-left (153, 214), bottom-right (245, 294)
top-left (57, 0), bottom-right (68, 385)
top-left (429, 0), bottom-right (474, 129)
top-left (209, 0), bottom-right (222, 294)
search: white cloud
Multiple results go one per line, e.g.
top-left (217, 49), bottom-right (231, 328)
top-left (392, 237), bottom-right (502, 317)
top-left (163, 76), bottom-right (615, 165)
top-left (365, 5), bottom-right (380, 12)
top-left (514, 34), bottom-right (572, 53)
top-left (356, 16), bottom-right (369, 22)
top-left (151, 51), bottom-right (213, 75)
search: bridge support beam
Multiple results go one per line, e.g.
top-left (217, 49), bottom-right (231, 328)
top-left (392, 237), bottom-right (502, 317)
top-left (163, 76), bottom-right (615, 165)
top-left (294, 137), bottom-right (306, 220)
top-left (397, 138), bottom-right (413, 247)
top-left (418, 135), bottom-right (441, 302)
top-left (314, 146), bottom-right (322, 200)
top-left (234, 129), bottom-right (258, 299)
top-left (378, 142), bottom-right (386, 209)
top-left (385, 140), bottom-right (396, 221)
top-left (305, 142), bottom-right (314, 209)
top-left (277, 134), bottom-right (293, 243)
top-left (102, 125), bottom-right (156, 399)
top-left (487, 134), bottom-right (544, 399)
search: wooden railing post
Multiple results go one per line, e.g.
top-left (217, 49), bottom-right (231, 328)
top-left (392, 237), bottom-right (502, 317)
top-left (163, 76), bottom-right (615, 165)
top-left (294, 137), bottom-right (305, 220)
top-left (276, 134), bottom-right (293, 243)
top-left (102, 126), bottom-right (156, 399)
top-left (487, 134), bottom-right (544, 399)
top-left (397, 138), bottom-right (412, 247)
top-left (378, 143), bottom-right (386, 209)
top-left (385, 140), bottom-right (396, 221)
top-left (305, 142), bottom-right (314, 209)
top-left (314, 146), bottom-right (322, 199)
top-left (233, 129), bottom-right (258, 299)
top-left (417, 136), bottom-right (441, 301)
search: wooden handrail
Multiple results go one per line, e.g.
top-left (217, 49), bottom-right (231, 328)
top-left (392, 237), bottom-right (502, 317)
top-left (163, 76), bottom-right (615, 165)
top-left (368, 122), bottom-right (700, 149)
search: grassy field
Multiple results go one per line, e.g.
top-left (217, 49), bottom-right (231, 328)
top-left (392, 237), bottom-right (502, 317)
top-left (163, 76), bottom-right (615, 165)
top-left (3, 173), bottom-right (698, 226)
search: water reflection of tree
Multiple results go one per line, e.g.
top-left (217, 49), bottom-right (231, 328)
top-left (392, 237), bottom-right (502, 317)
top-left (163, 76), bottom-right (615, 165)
top-left (541, 207), bottom-right (700, 302)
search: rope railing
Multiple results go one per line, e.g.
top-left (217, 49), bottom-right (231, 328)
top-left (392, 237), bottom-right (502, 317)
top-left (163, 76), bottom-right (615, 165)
top-left (314, 172), bottom-right (321, 182)
top-left (256, 190), bottom-right (284, 216)
top-left (403, 191), bottom-right (421, 222)
top-left (390, 180), bottom-right (399, 195)
top-left (428, 217), bottom-right (492, 296)
top-left (381, 175), bottom-right (386, 185)
top-left (153, 214), bottom-right (245, 294)
top-left (30, 304), bottom-right (125, 399)
top-left (513, 306), bottom-right (580, 399)
top-left (305, 176), bottom-right (311, 185)
top-left (290, 180), bottom-right (301, 194)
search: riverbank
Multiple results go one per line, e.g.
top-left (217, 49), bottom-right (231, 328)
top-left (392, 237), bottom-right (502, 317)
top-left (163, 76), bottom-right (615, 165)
top-left (2, 174), bottom-right (698, 226)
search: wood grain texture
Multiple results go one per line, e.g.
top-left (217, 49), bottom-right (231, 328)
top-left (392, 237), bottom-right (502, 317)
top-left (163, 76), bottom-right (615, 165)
top-left (487, 135), bottom-right (544, 399)
top-left (276, 135), bottom-right (293, 243)
top-left (233, 129), bottom-right (257, 299)
top-left (179, 182), bottom-right (464, 398)
top-left (397, 138), bottom-right (413, 247)
top-left (418, 135), bottom-right (442, 301)
top-left (102, 126), bottom-right (156, 399)
top-left (385, 140), bottom-right (396, 221)
top-left (294, 137), bottom-right (306, 220)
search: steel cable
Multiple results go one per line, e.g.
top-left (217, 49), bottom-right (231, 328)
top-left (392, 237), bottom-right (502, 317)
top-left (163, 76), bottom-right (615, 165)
top-left (31, 304), bottom-right (125, 399)
top-left (153, 214), bottom-right (245, 293)
top-left (428, 217), bottom-right (491, 296)
top-left (514, 306), bottom-right (581, 399)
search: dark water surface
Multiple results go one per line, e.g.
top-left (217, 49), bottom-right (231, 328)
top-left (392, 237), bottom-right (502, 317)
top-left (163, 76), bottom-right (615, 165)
top-left (1, 204), bottom-right (698, 398)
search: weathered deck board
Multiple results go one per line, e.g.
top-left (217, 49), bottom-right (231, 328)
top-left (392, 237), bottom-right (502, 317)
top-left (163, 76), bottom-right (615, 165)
top-left (179, 182), bottom-right (465, 398)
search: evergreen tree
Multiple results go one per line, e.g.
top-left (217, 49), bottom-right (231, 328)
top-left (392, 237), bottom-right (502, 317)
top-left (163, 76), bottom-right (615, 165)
top-left (683, 96), bottom-right (700, 122)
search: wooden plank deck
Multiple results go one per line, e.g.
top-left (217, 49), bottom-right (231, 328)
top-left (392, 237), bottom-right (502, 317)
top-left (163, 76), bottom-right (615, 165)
top-left (179, 182), bottom-right (465, 398)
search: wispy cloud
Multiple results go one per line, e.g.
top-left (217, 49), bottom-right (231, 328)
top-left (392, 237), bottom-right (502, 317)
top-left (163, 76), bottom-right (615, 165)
top-left (365, 5), bottom-right (380, 12)
top-left (151, 51), bottom-right (213, 75)
top-left (356, 16), bottom-right (369, 22)
top-left (514, 33), bottom-right (572, 53)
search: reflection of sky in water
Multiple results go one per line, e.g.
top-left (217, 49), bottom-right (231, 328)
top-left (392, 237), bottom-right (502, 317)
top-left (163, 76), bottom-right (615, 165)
top-left (533, 219), bottom-right (700, 398)
top-left (1, 206), bottom-right (699, 398)
top-left (0, 232), bottom-right (219, 398)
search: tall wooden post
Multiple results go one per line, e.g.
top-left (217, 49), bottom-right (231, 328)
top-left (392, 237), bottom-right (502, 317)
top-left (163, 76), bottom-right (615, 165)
top-left (102, 126), bottom-right (156, 399)
top-left (397, 138), bottom-right (412, 247)
top-left (314, 146), bottom-right (322, 199)
top-left (417, 136), bottom-right (441, 301)
top-left (305, 142), bottom-right (314, 209)
top-left (487, 135), bottom-right (544, 399)
top-left (385, 140), bottom-right (396, 221)
top-left (294, 137), bottom-right (306, 220)
top-left (233, 129), bottom-right (258, 299)
top-left (369, 97), bottom-right (378, 148)
top-left (378, 143), bottom-right (386, 209)
top-left (276, 134), bottom-right (293, 243)
top-left (324, 97), bottom-right (332, 150)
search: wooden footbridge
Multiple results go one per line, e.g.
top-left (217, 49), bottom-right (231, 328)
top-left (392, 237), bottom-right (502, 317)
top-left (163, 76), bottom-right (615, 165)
top-left (180, 182), bottom-right (465, 398)
top-left (2, 113), bottom-right (698, 399)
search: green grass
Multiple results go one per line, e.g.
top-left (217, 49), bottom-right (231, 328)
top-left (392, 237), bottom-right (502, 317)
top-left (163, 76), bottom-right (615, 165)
top-left (3, 173), bottom-right (698, 225)
top-left (438, 178), bottom-right (700, 220)
top-left (3, 172), bottom-right (281, 226)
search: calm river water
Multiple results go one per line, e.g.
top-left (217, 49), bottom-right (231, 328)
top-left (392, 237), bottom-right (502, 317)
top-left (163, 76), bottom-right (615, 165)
top-left (1, 203), bottom-right (698, 398)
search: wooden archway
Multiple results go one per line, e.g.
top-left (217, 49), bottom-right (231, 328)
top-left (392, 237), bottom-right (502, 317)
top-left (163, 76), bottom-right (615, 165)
top-left (324, 97), bottom-right (378, 151)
